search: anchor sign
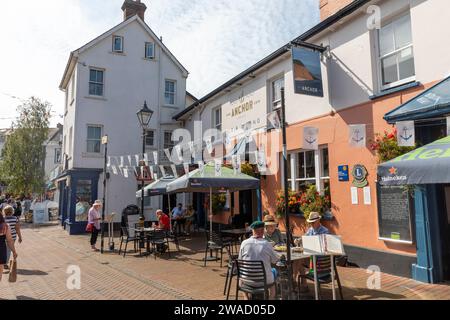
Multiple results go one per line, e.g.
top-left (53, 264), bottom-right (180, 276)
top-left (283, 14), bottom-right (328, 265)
top-left (303, 127), bottom-right (319, 150)
top-left (352, 130), bottom-right (364, 143)
top-left (396, 121), bottom-right (415, 147)
top-left (349, 124), bottom-right (366, 148)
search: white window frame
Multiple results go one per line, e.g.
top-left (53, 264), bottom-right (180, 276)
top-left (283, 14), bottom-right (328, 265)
top-left (285, 146), bottom-right (329, 194)
top-left (54, 148), bottom-right (62, 164)
top-left (145, 42), bottom-right (155, 59)
top-left (162, 130), bottom-right (174, 161)
top-left (270, 76), bottom-right (285, 112)
top-left (112, 35), bottom-right (124, 53)
top-left (212, 106), bottom-right (222, 131)
top-left (377, 12), bottom-right (415, 91)
top-left (88, 68), bottom-right (105, 97)
top-left (164, 80), bottom-right (177, 106)
top-left (86, 125), bottom-right (103, 154)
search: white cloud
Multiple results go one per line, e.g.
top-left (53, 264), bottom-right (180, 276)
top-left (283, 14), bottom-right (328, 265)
top-left (0, 0), bottom-right (318, 128)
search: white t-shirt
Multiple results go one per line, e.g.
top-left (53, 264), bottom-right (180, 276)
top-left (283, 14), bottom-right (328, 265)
top-left (238, 236), bottom-right (279, 285)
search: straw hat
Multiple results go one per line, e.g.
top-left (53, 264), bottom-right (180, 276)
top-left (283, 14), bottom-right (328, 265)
top-left (93, 200), bottom-right (103, 207)
top-left (263, 215), bottom-right (278, 226)
top-left (306, 212), bottom-right (321, 223)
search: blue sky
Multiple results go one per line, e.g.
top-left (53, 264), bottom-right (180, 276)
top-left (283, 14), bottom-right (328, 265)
top-left (0, 0), bottom-right (319, 128)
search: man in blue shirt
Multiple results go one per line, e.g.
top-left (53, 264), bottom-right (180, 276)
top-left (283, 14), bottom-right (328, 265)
top-left (171, 204), bottom-right (185, 234)
top-left (305, 212), bottom-right (330, 236)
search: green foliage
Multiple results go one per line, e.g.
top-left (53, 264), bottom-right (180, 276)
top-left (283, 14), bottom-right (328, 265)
top-left (0, 97), bottom-right (51, 195)
top-left (211, 193), bottom-right (227, 215)
top-left (370, 128), bottom-right (416, 163)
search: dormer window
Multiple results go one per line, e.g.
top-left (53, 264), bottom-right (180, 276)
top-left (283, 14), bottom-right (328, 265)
top-left (112, 35), bottom-right (124, 53)
top-left (145, 42), bottom-right (155, 59)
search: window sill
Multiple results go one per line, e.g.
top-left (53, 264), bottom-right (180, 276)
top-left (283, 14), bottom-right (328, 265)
top-left (85, 95), bottom-right (107, 101)
top-left (110, 51), bottom-right (126, 56)
top-left (143, 57), bottom-right (156, 61)
top-left (370, 81), bottom-right (421, 100)
top-left (82, 153), bottom-right (103, 159)
top-left (162, 105), bottom-right (179, 109)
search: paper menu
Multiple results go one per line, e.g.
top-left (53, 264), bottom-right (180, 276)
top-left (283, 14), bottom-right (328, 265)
top-left (302, 235), bottom-right (345, 255)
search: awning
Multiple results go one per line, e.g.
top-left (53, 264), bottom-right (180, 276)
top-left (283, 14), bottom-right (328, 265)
top-left (136, 176), bottom-right (175, 198)
top-left (166, 162), bottom-right (260, 194)
top-left (384, 76), bottom-right (450, 123)
top-left (378, 136), bottom-right (450, 185)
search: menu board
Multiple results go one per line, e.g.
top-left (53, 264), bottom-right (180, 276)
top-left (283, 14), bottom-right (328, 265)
top-left (377, 185), bottom-right (414, 243)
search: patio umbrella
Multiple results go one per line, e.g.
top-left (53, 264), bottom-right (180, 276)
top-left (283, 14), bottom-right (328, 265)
top-left (166, 162), bottom-right (260, 247)
top-left (378, 136), bottom-right (450, 186)
top-left (136, 176), bottom-right (176, 231)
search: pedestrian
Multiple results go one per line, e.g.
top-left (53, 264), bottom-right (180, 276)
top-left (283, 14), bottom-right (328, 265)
top-left (14, 198), bottom-right (22, 218)
top-left (87, 200), bottom-right (102, 252)
top-left (2, 205), bottom-right (22, 271)
top-left (0, 210), bottom-right (18, 281)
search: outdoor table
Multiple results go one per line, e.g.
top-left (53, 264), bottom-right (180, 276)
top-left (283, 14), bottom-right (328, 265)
top-left (221, 228), bottom-right (251, 241)
top-left (133, 227), bottom-right (156, 255)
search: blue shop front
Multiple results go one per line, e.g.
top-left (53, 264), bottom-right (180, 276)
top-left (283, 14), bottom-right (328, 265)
top-left (57, 168), bottom-right (102, 235)
top-left (379, 77), bottom-right (450, 283)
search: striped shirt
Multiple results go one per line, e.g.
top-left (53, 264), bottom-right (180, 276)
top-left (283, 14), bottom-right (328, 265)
top-left (4, 216), bottom-right (18, 240)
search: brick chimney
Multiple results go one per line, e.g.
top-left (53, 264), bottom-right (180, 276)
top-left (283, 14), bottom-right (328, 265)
top-left (122, 0), bottom-right (147, 21)
top-left (320, 0), bottom-right (354, 21)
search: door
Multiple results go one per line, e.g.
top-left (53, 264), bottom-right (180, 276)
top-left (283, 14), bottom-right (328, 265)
top-left (238, 190), bottom-right (254, 228)
top-left (444, 186), bottom-right (450, 280)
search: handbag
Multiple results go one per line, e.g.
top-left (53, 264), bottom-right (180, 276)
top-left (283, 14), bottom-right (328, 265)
top-left (8, 259), bottom-right (17, 283)
top-left (86, 223), bottom-right (94, 233)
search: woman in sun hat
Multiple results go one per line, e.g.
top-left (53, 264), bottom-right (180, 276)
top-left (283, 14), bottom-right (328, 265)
top-left (263, 215), bottom-right (284, 245)
top-left (305, 212), bottom-right (330, 236)
top-left (87, 200), bottom-right (103, 251)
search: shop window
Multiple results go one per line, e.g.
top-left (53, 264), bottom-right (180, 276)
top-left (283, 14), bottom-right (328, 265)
top-left (75, 180), bottom-right (92, 222)
top-left (378, 13), bottom-right (415, 90)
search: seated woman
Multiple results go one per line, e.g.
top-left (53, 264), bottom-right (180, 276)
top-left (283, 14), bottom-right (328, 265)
top-left (184, 205), bottom-right (195, 236)
top-left (263, 215), bottom-right (284, 245)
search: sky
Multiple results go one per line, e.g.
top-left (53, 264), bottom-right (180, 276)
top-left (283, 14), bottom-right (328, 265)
top-left (0, 0), bottom-right (319, 129)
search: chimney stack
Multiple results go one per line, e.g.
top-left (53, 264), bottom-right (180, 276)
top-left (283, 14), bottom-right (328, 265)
top-left (122, 0), bottom-right (147, 21)
top-left (320, 0), bottom-right (354, 21)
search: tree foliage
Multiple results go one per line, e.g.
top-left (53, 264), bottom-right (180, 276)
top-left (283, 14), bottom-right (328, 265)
top-left (0, 97), bottom-right (51, 195)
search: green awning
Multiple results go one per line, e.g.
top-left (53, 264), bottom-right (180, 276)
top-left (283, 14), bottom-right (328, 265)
top-left (378, 136), bottom-right (450, 185)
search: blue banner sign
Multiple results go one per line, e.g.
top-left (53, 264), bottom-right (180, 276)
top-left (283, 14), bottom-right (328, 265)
top-left (338, 165), bottom-right (349, 182)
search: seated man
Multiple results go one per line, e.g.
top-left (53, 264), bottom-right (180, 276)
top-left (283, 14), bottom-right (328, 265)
top-left (295, 212), bottom-right (331, 293)
top-left (171, 203), bottom-right (185, 234)
top-left (263, 215), bottom-right (284, 245)
top-left (238, 221), bottom-right (279, 300)
top-left (156, 210), bottom-right (170, 231)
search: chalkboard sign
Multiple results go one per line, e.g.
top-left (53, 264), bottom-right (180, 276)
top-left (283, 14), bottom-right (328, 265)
top-left (377, 185), bottom-right (414, 243)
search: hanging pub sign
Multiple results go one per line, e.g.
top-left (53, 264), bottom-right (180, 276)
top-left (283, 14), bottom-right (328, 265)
top-left (303, 127), bottom-right (319, 150)
top-left (349, 124), bottom-right (367, 148)
top-left (396, 121), bottom-right (415, 147)
top-left (292, 46), bottom-right (324, 97)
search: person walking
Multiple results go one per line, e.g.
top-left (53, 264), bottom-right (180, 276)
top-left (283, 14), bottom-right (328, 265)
top-left (0, 211), bottom-right (18, 281)
top-left (2, 206), bottom-right (22, 271)
top-left (87, 200), bottom-right (102, 252)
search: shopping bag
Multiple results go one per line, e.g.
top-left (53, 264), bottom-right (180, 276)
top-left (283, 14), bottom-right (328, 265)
top-left (86, 223), bottom-right (94, 233)
top-left (8, 259), bottom-right (17, 283)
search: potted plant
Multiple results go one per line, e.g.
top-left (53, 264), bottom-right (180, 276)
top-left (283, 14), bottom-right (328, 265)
top-left (370, 128), bottom-right (416, 163)
top-left (275, 189), bottom-right (302, 218)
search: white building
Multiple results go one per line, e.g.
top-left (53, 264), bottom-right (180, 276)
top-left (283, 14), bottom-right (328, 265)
top-left (58, 0), bottom-right (190, 234)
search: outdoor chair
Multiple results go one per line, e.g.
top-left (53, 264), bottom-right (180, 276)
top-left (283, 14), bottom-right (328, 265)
top-left (235, 260), bottom-right (276, 300)
top-left (149, 229), bottom-right (171, 259)
top-left (224, 245), bottom-right (239, 300)
top-left (166, 231), bottom-right (180, 253)
top-left (118, 227), bottom-right (140, 258)
top-left (297, 255), bottom-right (344, 300)
top-left (204, 230), bottom-right (230, 268)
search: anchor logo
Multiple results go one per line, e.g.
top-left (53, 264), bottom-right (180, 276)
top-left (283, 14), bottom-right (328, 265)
top-left (352, 129), bottom-right (364, 143)
top-left (400, 127), bottom-right (413, 141)
top-left (305, 136), bottom-right (317, 145)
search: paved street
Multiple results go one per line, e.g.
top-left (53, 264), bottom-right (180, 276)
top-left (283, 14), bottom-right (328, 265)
top-left (0, 224), bottom-right (449, 300)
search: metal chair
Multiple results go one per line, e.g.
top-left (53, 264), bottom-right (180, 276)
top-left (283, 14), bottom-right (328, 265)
top-left (297, 255), bottom-right (344, 300)
top-left (235, 260), bottom-right (276, 300)
top-left (149, 229), bottom-right (171, 259)
top-left (224, 245), bottom-right (239, 300)
top-left (118, 227), bottom-right (140, 257)
top-left (204, 230), bottom-right (230, 267)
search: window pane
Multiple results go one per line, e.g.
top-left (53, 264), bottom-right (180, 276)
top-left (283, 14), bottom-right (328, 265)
top-left (114, 37), bottom-right (122, 51)
top-left (394, 14), bottom-right (412, 49)
top-left (379, 23), bottom-right (394, 56)
top-left (297, 153), bottom-right (306, 179)
top-left (146, 43), bottom-right (154, 58)
top-left (90, 70), bottom-right (96, 82)
top-left (305, 151), bottom-right (315, 178)
top-left (87, 140), bottom-right (100, 153)
top-left (381, 55), bottom-right (398, 85)
top-left (145, 130), bottom-right (154, 146)
top-left (321, 148), bottom-right (329, 177)
top-left (87, 126), bottom-right (101, 139)
top-left (398, 48), bottom-right (415, 80)
top-left (97, 71), bottom-right (103, 83)
top-left (165, 93), bottom-right (174, 105)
